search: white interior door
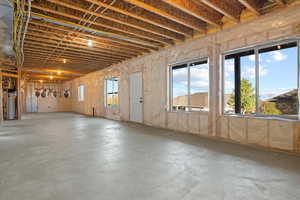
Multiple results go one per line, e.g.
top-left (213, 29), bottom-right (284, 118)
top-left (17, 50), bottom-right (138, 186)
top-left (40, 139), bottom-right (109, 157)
top-left (130, 72), bottom-right (143, 123)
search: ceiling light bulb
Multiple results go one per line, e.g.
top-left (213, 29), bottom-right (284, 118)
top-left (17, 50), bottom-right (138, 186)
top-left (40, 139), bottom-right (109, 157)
top-left (277, 45), bottom-right (281, 49)
top-left (87, 39), bottom-right (93, 47)
top-left (40, 80), bottom-right (43, 83)
top-left (57, 71), bottom-right (62, 75)
top-left (63, 59), bottom-right (66, 64)
top-left (50, 75), bottom-right (53, 80)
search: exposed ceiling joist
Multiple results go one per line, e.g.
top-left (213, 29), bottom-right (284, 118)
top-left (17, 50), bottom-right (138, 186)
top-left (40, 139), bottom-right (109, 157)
top-left (46, 0), bottom-right (184, 42)
top-left (161, 0), bottom-right (223, 26)
top-left (124, 0), bottom-right (207, 32)
top-left (238, 0), bottom-right (262, 15)
top-left (31, 11), bottom-right (161, 49)
top-left (200, 0), bottom-right (242, 22)
top-left (29, 20), bottom-right (152, 53)
top-left (84, 0), bottom-right (194, 37)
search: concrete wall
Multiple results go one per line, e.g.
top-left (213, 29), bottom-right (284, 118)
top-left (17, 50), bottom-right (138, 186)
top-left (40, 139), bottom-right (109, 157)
top-left (66, 5), bottom-right (300, 153)
top-left (25, 82), bottom-right (72, 113)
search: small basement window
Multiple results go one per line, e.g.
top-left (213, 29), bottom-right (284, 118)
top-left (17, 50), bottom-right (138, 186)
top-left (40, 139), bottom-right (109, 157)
top-left (223, 40), bottom-right (300, 120)
top-left (105, 78), bottom-right (119, 106)
top-left (170, 58), bottom-right (209, 112)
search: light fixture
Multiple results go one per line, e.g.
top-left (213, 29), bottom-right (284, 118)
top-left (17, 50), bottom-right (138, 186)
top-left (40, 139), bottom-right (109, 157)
top-left (277, 45), bottom-right (281, 49)
top-left (87, 39), bottom-right (93, 47)
top-left (40, 80), bottom-right (43, 83)
top-left (50, 75), bottom-right (53, 80)
top-left (63, 59), bottom-right (67, 64)
top-left (57, 70), bottom-right (62, 75)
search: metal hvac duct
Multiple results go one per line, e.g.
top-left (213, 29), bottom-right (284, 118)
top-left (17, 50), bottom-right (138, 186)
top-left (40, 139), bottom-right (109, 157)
top-left (0, 0), bottom-right (14, 58)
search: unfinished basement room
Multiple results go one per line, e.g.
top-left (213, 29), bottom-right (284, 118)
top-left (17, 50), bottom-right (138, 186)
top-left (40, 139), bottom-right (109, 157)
top-left (1, 0), bottom-right (300, 199)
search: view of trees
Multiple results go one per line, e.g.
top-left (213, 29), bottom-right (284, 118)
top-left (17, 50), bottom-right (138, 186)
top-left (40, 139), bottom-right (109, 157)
top-left (227, 79), bottom-right (284, 115)
top-left (227, 79), bottom-right (256, 114)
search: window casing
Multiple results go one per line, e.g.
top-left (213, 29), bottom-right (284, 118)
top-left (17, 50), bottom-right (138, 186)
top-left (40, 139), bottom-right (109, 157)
top-left (169, 58), bottom-right (209, 112)
top-left (105, 78), bottom-right (119, 106)
top-left (78, 85), bottom-right (84, 102)
top-left (222, 39), bottom-right (300, 120)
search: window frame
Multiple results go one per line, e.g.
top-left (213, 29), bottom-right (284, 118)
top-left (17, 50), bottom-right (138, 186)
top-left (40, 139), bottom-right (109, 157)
top-left (222, 38), bottom-right (300, 120)
top-left (169, 57), bottom-right (209, 112)
top-left (105, 77), bottom-right (119, 107)
top-left (78, 84), bottom-right (85, 102)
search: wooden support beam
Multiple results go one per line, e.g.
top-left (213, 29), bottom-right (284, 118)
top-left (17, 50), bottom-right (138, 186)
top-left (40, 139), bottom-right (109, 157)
top-left (161, 0), bottom-right (223, 26)
top-left (124, 0), bottom-right (207, 32)
top-left (25, 74), bottom-right (72, 80)
top-left (31, 3), bottom-right (172, 46)
top-left (84, 0), bottom-right (194, 37)
top-left (22, 68), bottom-right (83, 76)
top-left (238, 0), bottom-right (262, 15)
top-left (200, 0), bottom-right (242, 22)
top-left (46, 0), bottom-right (184, 42)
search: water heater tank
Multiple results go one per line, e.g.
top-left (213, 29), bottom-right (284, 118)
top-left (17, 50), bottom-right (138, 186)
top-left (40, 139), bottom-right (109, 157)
top-left (7, 93), bottom-right (16, 120)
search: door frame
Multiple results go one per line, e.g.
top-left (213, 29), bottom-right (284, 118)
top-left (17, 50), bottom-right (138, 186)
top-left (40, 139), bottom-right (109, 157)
top-left (129, 71), bottom-right (144, 123)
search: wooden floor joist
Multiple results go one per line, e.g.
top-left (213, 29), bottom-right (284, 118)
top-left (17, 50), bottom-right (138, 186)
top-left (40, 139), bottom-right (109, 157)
top-left (29, 19), bottom-right (152, 52)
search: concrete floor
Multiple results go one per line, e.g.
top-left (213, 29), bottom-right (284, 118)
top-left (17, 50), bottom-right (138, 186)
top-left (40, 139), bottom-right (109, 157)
top-left (0, 113), bottom-right (300, 200)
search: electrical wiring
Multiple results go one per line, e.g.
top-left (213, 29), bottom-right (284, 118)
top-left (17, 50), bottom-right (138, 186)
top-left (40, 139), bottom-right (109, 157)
top-left (20, 0), bottom-right (31, 67)
top-left (10, 0), bottom-right (31, 68)
top-left (44, 0), bottom-right (117, 66)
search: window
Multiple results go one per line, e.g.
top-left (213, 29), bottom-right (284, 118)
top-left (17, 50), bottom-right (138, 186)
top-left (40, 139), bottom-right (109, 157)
top-left (223, 40), bottom-right (299, 119)
top-left (78, 85), bottom-right (84, 102)
top-left (170, 59), bottom-right (209, 112)
top-left (106, 78), bottom-right (119, 106)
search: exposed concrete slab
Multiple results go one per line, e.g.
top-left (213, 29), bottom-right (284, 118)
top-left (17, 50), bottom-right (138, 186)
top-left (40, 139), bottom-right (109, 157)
top-left (1, 113), bottom-right (300, 200)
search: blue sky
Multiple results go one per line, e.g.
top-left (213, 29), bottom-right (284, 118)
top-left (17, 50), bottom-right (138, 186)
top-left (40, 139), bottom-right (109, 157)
top-left (172, 63), bottom-right (209, 98)
top-left (224, 46), bottom-right (298, 100)
top-left (173, 46), bottom-right (298, 100)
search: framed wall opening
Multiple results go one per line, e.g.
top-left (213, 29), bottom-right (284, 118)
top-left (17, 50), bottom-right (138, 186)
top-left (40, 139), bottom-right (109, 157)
top-left (222, 39), bottom-right (300, 120)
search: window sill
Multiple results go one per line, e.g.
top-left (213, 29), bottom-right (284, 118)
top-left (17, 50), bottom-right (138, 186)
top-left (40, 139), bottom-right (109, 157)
top-left (168, 110), bottom-right (209, 114)
top-left (223, 114), bottom-right (300, 122)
